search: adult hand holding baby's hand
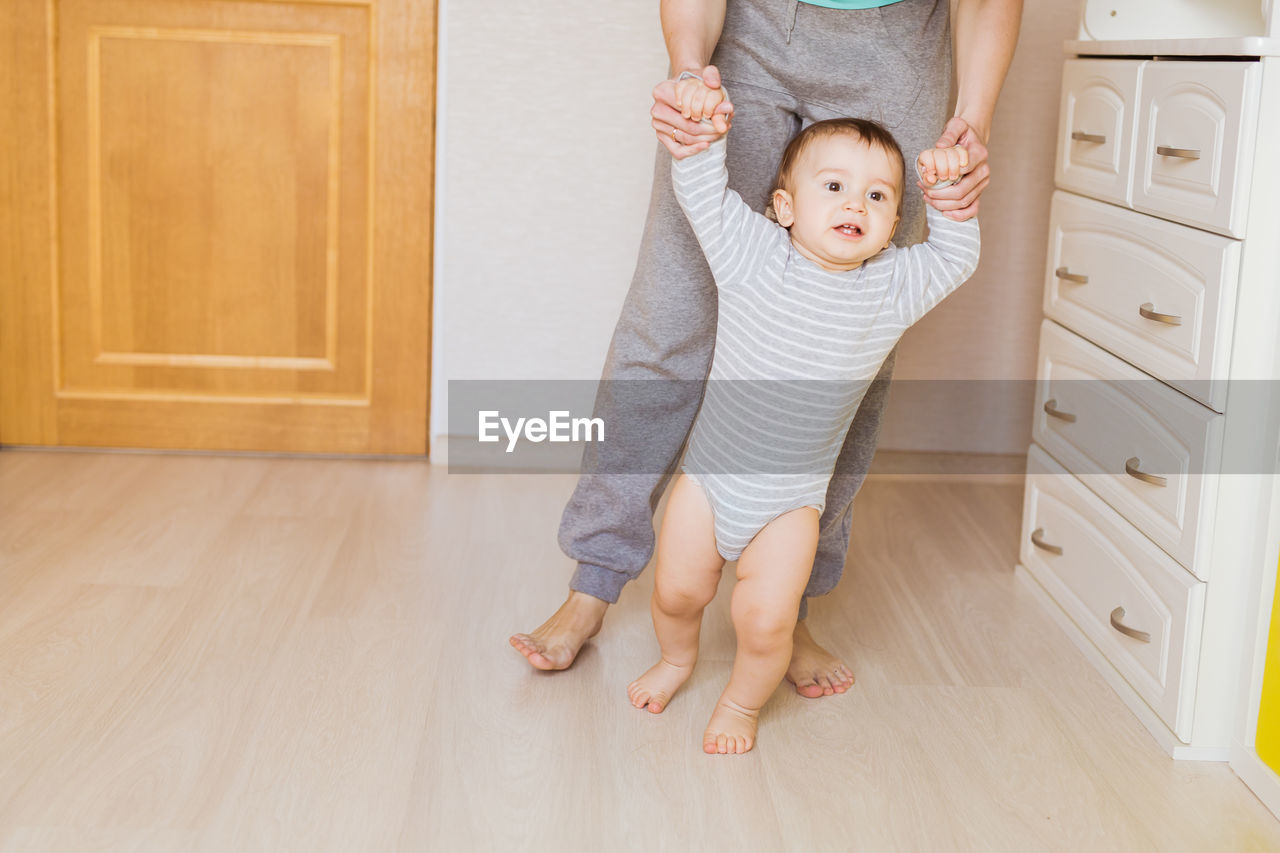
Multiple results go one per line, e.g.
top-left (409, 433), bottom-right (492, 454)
top-left (921, 116), bottom-right (991, 221)
top-left (917, 146), bottom-right (969, 189)
top-left (653, 64), bottom-right (734, 159)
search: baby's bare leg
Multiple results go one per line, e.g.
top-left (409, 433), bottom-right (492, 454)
top-left (627, 475), bottom-right (725, 713)
top-left (704, 506), bottom-right (820, 755)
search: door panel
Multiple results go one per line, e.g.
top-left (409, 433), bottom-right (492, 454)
top-left (1, 0), bottom-right (433, 454)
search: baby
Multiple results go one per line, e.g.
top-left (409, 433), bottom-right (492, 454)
top-left (626, 79), bottom-right (980, 755)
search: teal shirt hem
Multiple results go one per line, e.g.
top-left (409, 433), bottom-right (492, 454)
top-left (800, 0), bottom-right (906, 9)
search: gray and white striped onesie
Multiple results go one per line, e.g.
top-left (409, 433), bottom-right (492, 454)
top-left (672, 137), bottom-right (980, 560)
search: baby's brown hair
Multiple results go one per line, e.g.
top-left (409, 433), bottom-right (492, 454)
top-left (767, 118), bottom-right (906, 223)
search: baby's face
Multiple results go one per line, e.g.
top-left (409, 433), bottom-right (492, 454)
top-left (773, 134), bottom-right (901, 272)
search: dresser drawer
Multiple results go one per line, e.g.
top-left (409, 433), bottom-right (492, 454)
top-left (1044, 191), bottom-right (1241, 412)
top-left (1020, 445), bottom-right (1206, 742)
top-left (1055, 59), bottom-right (1142, 206)
top-left (1032, 320), bottom-right (1223, 578)
top-left (1133, 60), bottom-right (1260, 238)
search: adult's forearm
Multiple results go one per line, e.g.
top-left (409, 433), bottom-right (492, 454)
top-left (951, 0), bottom-right (1023, 143)
top-left (660, 0), bottom-right (727, 75)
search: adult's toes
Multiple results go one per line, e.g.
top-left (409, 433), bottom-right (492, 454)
top-left (795, 680), bottom-right (824, 698)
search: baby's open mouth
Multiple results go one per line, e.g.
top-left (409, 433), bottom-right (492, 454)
top-left (834, 224), bottom-right (863, 237)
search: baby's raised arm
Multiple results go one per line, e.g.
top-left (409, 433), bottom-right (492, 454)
top-left (890, 150), bottom-right (982, 326)
top-left (671, 139), bottom-right (782, 290)
top-left (669, 88), bottom-right (783, 290)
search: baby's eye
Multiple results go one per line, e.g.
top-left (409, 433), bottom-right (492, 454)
top-left (869, 191), bottom-right (884, 202)
top-left (824, 181), bottom-right (842, 192)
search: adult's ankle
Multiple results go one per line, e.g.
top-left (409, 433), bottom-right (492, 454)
top-left (566, 589), bottom-right (610, 613)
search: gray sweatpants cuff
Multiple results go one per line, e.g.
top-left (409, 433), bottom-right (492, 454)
top-left (569, 562), bottom-right (632, 604)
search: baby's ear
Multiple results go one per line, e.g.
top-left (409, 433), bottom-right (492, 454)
top-left (772, 189), bottom-right (795, 227)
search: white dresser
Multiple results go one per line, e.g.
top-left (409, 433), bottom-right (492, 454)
top-left (1015, 2), bottom-right (1280, 760)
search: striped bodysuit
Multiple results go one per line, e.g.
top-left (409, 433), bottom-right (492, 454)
top-left (672, 137), bottom-right (980, 560)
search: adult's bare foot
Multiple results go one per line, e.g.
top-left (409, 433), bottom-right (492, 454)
top-left (509, 590), bottom-right (608, 671)
top-left (784, 619), bottom-right (854, 698)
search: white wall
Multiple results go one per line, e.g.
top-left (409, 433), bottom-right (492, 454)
top-left (431, 0), bottom-right (668, 446)
top-left (883, 0), bottom-right (1080, 453)
top-left (432, 0), bottom-right (1080, 458)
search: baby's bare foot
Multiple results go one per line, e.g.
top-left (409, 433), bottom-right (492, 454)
top-left (785, 619), bottom-right (854, 698)
top-left (702, 698), bottom-right (759, 754)
top-left (627, 659), bottom-right (694, 713)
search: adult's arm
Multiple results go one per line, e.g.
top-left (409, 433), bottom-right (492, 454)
top-left (662, 0), bottom-right (725, 76)
top-left (924, 0), bottom-right (1024, 220)
top-left (654, 0), bottom-right (732, 158)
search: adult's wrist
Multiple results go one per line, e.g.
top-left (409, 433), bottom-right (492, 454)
top-left (953, 110), bottom-right (992, 145)
top-left (670, 62), bottom-right (707, 80)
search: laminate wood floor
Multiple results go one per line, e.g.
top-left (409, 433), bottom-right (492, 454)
top-left (0, 449), bottom-right (1277, 852)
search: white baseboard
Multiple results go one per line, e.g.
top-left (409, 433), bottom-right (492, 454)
top-left (1015, 564), bottom-right (1230, 762)
top-left (429, 433), bottom-right (448, 466)
top-left (868, 450), bottom-right (1026, 483)
top-left (1232, 740), bottom-right (1280, 821)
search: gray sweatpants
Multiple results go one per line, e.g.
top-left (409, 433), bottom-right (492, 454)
top-left (559, 0), bottom-right (952, 620)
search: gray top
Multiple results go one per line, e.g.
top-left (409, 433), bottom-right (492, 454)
top-left (671, 136), bottom-right (979, 551)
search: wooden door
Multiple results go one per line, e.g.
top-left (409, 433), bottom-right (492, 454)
top-left (0, 0), bottom-right (433, 455)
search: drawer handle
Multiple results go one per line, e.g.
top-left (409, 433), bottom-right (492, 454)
top-left (1055, 266), bottom-right (1088, 284)
top-left (1156, 145), bottom-right (1201, 160)
top-left (1138, 302), bottom-right (1182, 326)
top-left (1030, 527), bottom-right (1063, 556)
top-left (1125, 456), bottom-right (1167, 488)
top-left (1109, 607), bottom-right (1151, 644)
top-left (1043, 399), bottom-right (1077, 423)
top-left (1071, 131), bottom-right (1107, 144)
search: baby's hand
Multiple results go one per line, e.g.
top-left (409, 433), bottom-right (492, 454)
top-left (916, 146), bottom-right (969, 190)
top-left (674, 72), bottom-right (731, 135)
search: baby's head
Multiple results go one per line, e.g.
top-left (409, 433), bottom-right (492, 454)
top-left (769, 118), bottom-right (905, 272)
